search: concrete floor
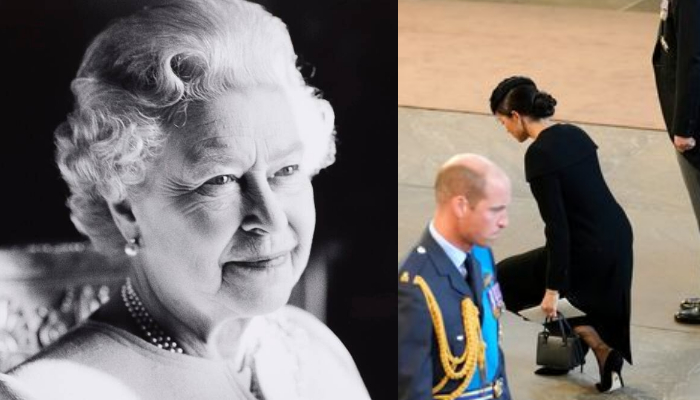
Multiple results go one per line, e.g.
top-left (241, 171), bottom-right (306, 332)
top-left (398, 1), bottom-right (700, 399)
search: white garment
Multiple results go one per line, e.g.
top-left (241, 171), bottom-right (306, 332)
top-left (0, 306), bottom-right (370, 400)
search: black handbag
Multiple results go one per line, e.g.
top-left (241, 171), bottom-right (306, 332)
top-left (536, 313), bottom-right (586, 371)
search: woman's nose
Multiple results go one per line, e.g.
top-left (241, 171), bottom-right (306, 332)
top-left (240, 175), bottom-right (288, 235)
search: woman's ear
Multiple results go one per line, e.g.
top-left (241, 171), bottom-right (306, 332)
top-left (510, 110), bottom-right (521, 122)
top-left (107, 198), bottom-right (139, 241)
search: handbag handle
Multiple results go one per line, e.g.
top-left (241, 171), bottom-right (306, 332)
top-left (542, 311), bottom-right (575, 339)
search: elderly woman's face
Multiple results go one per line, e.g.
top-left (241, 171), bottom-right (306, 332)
top-left (131, 88), bottom-right (315, 324)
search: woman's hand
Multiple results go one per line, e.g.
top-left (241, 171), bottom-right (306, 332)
top-left (540, 289), bottom-right (559, 318)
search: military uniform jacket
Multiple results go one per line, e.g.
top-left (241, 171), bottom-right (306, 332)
top-left (397, 229), bottom-right (510, 400)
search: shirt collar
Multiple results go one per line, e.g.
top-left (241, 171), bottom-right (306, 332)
top-left (429, 221), bottom-right (467, 272)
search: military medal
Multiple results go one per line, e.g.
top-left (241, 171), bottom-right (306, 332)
top-left (483, 273), bottom-right (493, 288)
top-left (487, 282), bottom-right (505, 318)
top-left (658, 0), bottom-right (669, 52)
top-left (660, 0), bottom-right (668, 21)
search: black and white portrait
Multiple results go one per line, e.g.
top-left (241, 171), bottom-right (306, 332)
top-left (0, 1), bottom-right (393, 399)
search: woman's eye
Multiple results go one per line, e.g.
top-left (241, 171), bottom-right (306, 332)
top-left (205, 175), bottom-right (237, 185)
top-left (274, 165), bottom-right (299, 177)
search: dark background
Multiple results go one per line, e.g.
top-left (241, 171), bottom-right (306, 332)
top-left (0, 0), bottom-right (393, 398)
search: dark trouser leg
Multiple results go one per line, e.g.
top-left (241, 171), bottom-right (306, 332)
top-left (677, 152), bottom-right (700, 235)
top-left (675, 153), bottom-right (700, 323)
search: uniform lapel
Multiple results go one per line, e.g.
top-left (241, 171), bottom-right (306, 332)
top-left (419, 229), bottom-right (469, 296)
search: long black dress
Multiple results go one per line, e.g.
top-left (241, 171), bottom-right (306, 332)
top-left (497, 123), bottom-right (634, 363)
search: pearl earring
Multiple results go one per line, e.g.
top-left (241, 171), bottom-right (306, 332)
top-left (124, 238), bottom-right (139, 257)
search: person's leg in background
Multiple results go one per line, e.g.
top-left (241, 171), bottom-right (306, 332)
top-left (675, 152), bottom-right (700, 324)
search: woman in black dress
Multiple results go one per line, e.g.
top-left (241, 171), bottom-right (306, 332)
top-left (489, 76), bottom-right (633, 393)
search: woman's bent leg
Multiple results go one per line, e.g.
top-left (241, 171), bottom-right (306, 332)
top-left (496, 247), bottom-right (548, 313)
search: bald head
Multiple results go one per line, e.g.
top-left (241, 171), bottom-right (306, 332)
top-left (434, 154), bottom-right (509, 207)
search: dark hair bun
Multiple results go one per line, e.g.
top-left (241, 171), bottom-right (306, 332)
top-left (531, 91), bottom-right (557, 118)
top-left (489, 76), bottom-right (535, 114)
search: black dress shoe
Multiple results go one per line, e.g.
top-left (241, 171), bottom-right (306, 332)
top-left (534, 367), bottom-right (569, 376)
top-left (675, 306), bottom-right (700, 324)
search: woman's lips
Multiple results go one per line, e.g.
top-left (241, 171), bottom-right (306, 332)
top-left (225, 252), bottom-right (290, 270)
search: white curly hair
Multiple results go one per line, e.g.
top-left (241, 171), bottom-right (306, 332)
top-left (55, 0), bottom-right (336, 254)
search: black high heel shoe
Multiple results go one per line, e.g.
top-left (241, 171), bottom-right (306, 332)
top-left (596, 350), bottom-right (624, 393)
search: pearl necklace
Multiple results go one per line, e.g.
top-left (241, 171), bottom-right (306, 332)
top-left (121, 278), bottom-right (184, 354)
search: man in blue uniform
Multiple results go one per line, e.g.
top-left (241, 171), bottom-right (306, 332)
top-left (398, 154), bottom-right (512, 400)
